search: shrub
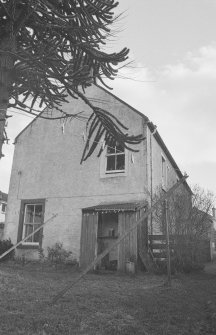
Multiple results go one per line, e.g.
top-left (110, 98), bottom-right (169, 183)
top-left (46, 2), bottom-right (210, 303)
top-left (154, 256), bottom-right (205, 275)
top-left (47, 243), bottom-right (72, 266)
top-left (0, 239), bottom-right (14, 261)
top-left (154, 259), bottom-right (176, 275)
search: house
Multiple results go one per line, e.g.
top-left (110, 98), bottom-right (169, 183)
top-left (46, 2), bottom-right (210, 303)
top-left (4, 84), bottom-right (192, 270)
top-left (0, 191), bottom-right (7, 240)
top-left (191, 207), bottom-right (216, 261)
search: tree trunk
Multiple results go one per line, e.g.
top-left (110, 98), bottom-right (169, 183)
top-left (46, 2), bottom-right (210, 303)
top-left (0, 37), bottom-right (15, 159)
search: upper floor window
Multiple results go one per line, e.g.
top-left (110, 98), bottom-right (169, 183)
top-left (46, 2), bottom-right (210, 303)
top-left (161, 156), bottom-right (166, 189)
top-left (106, 143), bottom-right (125, 173)
top-left (1, 203), bottom-right (6, 213)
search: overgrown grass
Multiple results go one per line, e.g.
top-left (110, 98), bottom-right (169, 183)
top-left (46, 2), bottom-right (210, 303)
top-left (0, 261), bottom-right (216, 334)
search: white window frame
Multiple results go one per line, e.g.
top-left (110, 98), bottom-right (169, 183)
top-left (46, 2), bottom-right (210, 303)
top-left (105, 144), bottom-right (125, 174)
top-left (22, 203), bottom-right (43, 245)
top-left (100, 143), bottom-right (129, 179)
top-left (1, 203), bottom-right (6, 213)
top-left (161, 155), bottom-right (167, 190)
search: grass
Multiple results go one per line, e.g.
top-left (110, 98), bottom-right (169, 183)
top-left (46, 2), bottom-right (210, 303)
top-left (0, 261), bottom-right (216, 334)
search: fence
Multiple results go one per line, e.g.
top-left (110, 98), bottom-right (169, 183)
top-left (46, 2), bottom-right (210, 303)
top-left (149, 234), bottom-right (211, 263)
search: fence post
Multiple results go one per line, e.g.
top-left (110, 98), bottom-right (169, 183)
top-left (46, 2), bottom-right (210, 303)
top-left (165, 199), bottom-right (171, 286)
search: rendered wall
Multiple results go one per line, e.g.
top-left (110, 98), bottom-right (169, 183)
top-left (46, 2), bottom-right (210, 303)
top-left (145, 126), bottom-right (191, 234)
top-left (5, 85), bottom-right (148, 261)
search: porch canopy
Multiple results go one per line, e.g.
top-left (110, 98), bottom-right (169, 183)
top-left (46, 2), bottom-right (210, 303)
top-left (82, 201), bottom-right (148, 214)
top-left (80, 201), bottom-right (148, 270)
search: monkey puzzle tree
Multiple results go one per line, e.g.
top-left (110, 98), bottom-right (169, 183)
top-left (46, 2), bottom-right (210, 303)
top-left (0, 0), bottom-right (143, 161)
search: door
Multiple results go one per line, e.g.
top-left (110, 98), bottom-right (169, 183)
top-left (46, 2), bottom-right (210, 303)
top-left (80, 212), bottom-right (98, 268)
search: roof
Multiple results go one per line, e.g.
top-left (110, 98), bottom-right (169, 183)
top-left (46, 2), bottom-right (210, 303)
top-left (0, 191), bottom-right (7, 202)
top-left (83, 201), bottom-right (147, 213)
top-left (192, 207), bottom-right (216, 222)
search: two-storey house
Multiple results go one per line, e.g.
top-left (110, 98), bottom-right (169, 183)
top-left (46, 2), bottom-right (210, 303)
top-left (4, 84), bottom-right (191, 270)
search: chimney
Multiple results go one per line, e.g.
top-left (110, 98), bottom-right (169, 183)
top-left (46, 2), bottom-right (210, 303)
top-left (212, 207), bottom-right (216, 218)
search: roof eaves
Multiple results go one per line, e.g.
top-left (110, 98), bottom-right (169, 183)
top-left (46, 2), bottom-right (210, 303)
top-left (95, 83), bottom-right (149, 121)
top-left (14, 108), bottom-right (46, 144)
top-left (149, 127), bottom-right (192, 194)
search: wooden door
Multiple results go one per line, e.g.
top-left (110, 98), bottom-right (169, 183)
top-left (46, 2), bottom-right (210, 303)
top-left (80, 212), bottom-right (98, 268)
top-left (118, 211), bottom-right (137, 271)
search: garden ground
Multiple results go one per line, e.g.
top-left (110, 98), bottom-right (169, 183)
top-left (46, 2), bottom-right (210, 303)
top-left (0, 260), bottom-right (216, 335)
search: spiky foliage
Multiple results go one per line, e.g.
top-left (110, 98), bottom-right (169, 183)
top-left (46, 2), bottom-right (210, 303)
top-left (0, 0), bottom-right (144, 161)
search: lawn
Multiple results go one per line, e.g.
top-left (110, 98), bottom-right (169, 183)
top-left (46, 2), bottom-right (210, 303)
top-left (0, 261), bottom-right (216, 335)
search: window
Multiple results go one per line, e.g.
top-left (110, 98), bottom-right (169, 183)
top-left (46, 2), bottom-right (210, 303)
top-left (166, 165), bottom-right (170, 187)
top-left (161, 156), bottom-right (166, 189)
top-left (18, 199), bottom-right (45, 246)
top-left (108, 228), bottom-right (115, 237)
top-left (1, 203), bottom-right (6, 213)
top-left (106, 143), bottom-right (125, 173)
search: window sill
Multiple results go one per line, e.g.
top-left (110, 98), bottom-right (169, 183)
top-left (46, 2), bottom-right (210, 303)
top-left (101, 172), bottom-right (127, 179)
top-left (98, 236), bottom-right (118, 239)
top-left (17, 244), bottom-right (39, 250)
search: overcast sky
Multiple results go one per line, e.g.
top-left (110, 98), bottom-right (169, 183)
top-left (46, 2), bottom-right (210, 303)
top-left (1, 0), bottom-right (216, 194)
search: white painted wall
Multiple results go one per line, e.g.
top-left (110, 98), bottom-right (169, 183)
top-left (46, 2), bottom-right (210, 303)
top-left (5, 84), bottom-right (190, 260)
top-left (5, 85), bottom-right (147, 260)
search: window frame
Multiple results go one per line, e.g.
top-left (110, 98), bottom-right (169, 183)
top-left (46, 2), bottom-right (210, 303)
top-left (17, 199), bottom-right (45, 248)
top-left (161, 155), bottom-right (167, 190)
top-left (105, 143), bottom-right (125, 174)
top-left (1, 203), bottom-right (6, 213)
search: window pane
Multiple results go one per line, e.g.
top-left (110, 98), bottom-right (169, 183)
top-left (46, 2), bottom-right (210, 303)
top-left (115, 143), bottom-right (124, 153)
top-left (1, 204), bottom-right (6, 212)
top-left (107, 156), bottom-right (115, 171)
top-left (107, 145), bottom-right (115, 154)
top-left (116, 154), bottom-right (125, 170)
top-left (24, 224), bottom-right (33, 242)
top-left (24, 205), bottom-right (34, 223)
top-left (33, 224), bottom-right (41, 242)
top-left (34, 205), bottom-right (43, 223)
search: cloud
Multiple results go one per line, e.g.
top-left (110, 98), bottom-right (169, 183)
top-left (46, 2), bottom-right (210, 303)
top-left (1, 44), bottom-right (216, 193)
top-left (112, 44), bottom-right (216, 191)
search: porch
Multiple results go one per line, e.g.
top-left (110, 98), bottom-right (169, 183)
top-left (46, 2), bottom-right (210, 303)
top-left (80, 201), bottom-right (148, 272)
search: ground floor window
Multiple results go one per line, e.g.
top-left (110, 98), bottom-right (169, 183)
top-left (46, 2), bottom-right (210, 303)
top-left (18, 199), bottom-right (45, 246)
top-left (1, 203), bottom-right (6, 213)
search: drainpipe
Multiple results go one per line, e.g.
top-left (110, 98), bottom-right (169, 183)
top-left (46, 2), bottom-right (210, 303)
top-left (149, 124), bottom-right (157, 235)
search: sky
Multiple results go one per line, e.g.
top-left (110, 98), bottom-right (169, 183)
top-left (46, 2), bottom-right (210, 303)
top-left (1, 0), bottom-right (216, 194)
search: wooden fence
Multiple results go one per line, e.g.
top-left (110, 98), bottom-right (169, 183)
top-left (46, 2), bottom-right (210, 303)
top-left (149, 234), bottom-right (211, 263)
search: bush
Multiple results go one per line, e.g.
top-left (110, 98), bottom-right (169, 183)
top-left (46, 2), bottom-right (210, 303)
top-left (0, 239), bottom-right (14, 261)
top-left (173, 253), bottom-right (205, 273)
top-left (154, 259), bottom-right (176, 275)
top-left (182, 260), bottom-right (205, 273)
top-left (153, 256), bottom-right (205, 275)
top-left (47, 243), bottom-right (73, 266)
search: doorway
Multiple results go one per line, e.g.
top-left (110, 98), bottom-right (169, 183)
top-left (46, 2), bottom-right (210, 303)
top-left (97, 212), bottom-right (118, 270)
